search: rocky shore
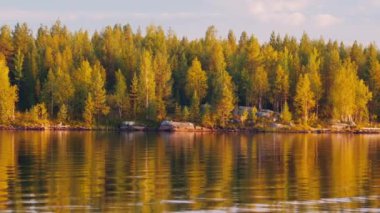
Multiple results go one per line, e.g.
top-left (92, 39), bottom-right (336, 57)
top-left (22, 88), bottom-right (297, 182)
top-left (0, 125), bottom-right (94, 131)
top-left (118, 120), bottom-right (380, 134)
top-left (2, 122), bottom-right (380, 134)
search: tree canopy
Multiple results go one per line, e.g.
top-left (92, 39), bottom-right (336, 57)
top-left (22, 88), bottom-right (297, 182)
top-left (0, 22), bottom-right (378, 127)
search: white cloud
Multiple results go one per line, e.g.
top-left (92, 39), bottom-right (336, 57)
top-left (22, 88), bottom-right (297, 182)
top-left (369, 0), bottom-right (380, 6)
top-left (158, 12), bottom-right (220, 20)
top-left (314, 14), bottom-right (342, 27)
top-left (286, 12), bottom-right (306, 26)
top-left (248, 0), bottom-right (309, 26)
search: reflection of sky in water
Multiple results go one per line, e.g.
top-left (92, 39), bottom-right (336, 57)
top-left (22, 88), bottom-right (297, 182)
top-left (0, 132), bottom-right (380, 211)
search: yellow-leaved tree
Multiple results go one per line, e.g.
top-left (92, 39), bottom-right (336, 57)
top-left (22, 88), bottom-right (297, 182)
top-left (138, 50), bottom-right (156, 119)
top-left (294, 74), bottom-right (315, 124)
top-left (0, 54), bottom-right (18, 124)
top-left (330, 60), bottom-right (372, 123)
top-left (186, 58), bottom-right (208, 101)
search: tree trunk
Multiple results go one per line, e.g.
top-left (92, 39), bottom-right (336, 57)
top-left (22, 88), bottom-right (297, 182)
top-left (316, 104), bottom-right (319, 119)
top-left (259, 94), bottom-right (262, 110)
top-left (51, 94), bottom-right (54, 117)
top-left (304, 103), bottom-right (308, 123)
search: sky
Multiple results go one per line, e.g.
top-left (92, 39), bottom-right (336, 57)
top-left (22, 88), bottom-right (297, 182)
top-left (0, 0), bottom-right (379, 45)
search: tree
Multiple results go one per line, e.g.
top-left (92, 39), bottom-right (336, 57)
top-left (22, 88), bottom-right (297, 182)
top-left (240, 109), bottom-right (248, 126)
top-left (306, 48), bottom-right (323, 116)
top-left (73, 60), bottom-right (93, 88)
top-left (323, 47), bottom-right (341, 116)
top-left (299, 33), bottom-right (312, 66)
top-left (12, 23), bottom-right (32, 55)
top-left (294, 74), bottom-right (315, 124)
top-left (201, 104), bottom-right (213, 127)
top-left (0, 55), bottom-right (18, 124)
top-left (324, 47), bottom-right (341, 93)
top-left (90, 63), bottom-right (109, 122)
top-left (250, 66), bottom-right (269, 108)
top-left (330, 61), bottom-right (356, 122)
top-left (246, 36), bottom-right (261, 73)
top-left (23, 42), bottom-right (39, 105)
top-left (172, 52), bottom-right (189, 105)
top-left (330, 60), bottom-right (372, 123)
top-left (0, 26), bottom-right (14, 61)
top-left (208, 42), bottom-right (226, 102)
top-left (12, 48), bottom-right (24, 85)
top-left (153, 51), bottom-right (172, 120)
top-left (29, 103), bottom-right (48, 123)
top-left (138, 50), bottom-right (155, 112)
top-left (273, 65), bottom-right (289, 111)
top-left (174, 103), bottom-right (182, 121)
top-left (42, 70), bottom-right (56, 115)
top-left (182, 106), bottom-right (190, 121)
top-left (249, 106), bottom-right (258, 123)
top-left (54, 68), bottom-right (74, 105)
top-left (355, 80), bottom-right (372, 122)
top-left (240, 36), bottom-right (262, 106)
top-left (186, 58), bottom-right (208, 101)
top-left (130, 72), bottom-right (139, 119)
top-left (83, 94), bottom-right (94, 127)
top-left (350, 41), bottom-right (366, 78)
top-left (366, 44), bottom-right (380, 117)
top-left (367, 44), bottom-right (380, 91)
top-left (190, 92), bottom-right (200, 122)
top-left (208, 43), bottom-right (235, 127)
top-left (281, 102), bottom-right (292, 123)
top-left (113, 69), bottom-right (128, 119)
top-left (225, 30), bottom-right (237, 71)
top-left (146, 101), bottom-right (157, 121)
top-left (214, 74), bottom-right (235, 127)
top-left (72, 60), bottom-right (93, 118)
top-left (42, 68), bottom-right (74, 116)
top-left (57, 104), bottom-right (68, 123)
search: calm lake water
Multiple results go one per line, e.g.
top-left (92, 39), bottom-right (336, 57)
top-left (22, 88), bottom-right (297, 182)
top-left (1, 131), bottom-right (380, 212)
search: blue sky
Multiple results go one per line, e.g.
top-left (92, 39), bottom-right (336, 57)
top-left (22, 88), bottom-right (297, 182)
top-left (0, 0), bottom-right (379, 44)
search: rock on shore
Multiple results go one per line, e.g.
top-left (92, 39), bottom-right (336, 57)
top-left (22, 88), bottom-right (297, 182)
top-left (159, 120), bottom-right (212, 132)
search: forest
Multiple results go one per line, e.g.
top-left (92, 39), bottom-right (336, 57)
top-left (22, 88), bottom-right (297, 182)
top-left (0, 21), bottom-right (378, 128)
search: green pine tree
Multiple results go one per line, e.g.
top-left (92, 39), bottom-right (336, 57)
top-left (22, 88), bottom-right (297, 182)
top-left (182, 106), bottom-right (190, 121)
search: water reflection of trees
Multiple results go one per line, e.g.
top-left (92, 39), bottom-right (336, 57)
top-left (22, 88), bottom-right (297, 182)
top-left (0, 132), bottom-right (380, 211)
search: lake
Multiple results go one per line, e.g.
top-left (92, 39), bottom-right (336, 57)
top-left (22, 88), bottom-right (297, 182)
top-left (0, 131), bottom-right (380, 212)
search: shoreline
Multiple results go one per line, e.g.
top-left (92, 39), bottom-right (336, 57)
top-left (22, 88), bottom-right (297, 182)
top-left (1, 125), bottom-right (380, 134)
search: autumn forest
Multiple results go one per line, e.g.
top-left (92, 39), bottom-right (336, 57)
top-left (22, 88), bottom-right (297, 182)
top-left (0, 21), bottom-right (378, 128)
